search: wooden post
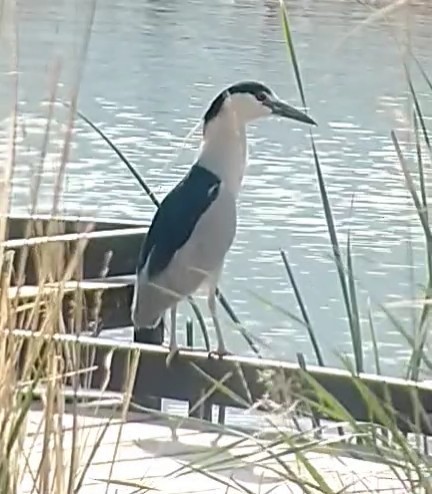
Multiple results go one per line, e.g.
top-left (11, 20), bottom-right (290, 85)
top-left (217, 405), bottom-right (226, 425)
top-left (186, 319), bottom-right (212, 422)
top-left (133, 317), bottom-right (164, 411)
top-left (297, 353), bottom-right (321, 437)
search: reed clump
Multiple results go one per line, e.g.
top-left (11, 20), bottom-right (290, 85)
top-left (181, 2), bottom-right (432, 492)
top-left (1, 0), bottom-right (432, 493)
top-left (0, 111), bottom-right (140, 493)
top-left (0, 1), bottom-right (140, 491)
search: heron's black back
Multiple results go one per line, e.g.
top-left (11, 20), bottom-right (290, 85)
top-left (137, 164), bottom-right (221, 280)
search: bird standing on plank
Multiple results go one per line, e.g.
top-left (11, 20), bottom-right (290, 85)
top-left (131, 81), bottom-right (316, 365)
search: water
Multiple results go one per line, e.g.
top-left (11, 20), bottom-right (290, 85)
top-left (3, 0), bottom-right (432, 376)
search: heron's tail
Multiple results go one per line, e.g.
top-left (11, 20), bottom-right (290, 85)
top-left (134, 317), bottom-right (165, 345)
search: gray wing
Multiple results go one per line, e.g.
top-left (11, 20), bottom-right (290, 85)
top-left (132, 165), bottom-right (221, 328)
top-left (137, 164), bottom-right (221, 280)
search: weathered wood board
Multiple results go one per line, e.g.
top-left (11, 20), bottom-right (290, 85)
top-left (4, 214), bottom-right (143, 331)
top-left (10, 329), bottom-right (432, 435)
top-left (5, 214), bottom-right (432, 439)
top-left (21, 404), bottom-right (407, 494)
top-left (4, 214), bottom-right (147, 283)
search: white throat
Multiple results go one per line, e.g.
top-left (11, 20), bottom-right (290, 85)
top-left (197, 111), bottom-right (248, 197)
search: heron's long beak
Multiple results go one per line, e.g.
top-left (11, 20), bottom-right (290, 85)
top-left (265, 98), bottom-right (316, 126)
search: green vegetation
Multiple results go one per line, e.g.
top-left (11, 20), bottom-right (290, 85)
top-left (183, 3), bottom-right (432, 491)
top-left (1, 0), bottom-right (432, 492)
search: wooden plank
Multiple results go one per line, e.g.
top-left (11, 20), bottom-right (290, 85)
top-left (10, 276), bottom-right (134, 331)
top-left (7, 214), bottom-right (432, 436)
top-left (86, 344), bottom-right (432, 435)
top-left (116, 348), bottom-right (432, 435)
top-left (4, 213), bottom-right (142, 240)
top-left (22, 407), bottom-right (405, 494)
top-left (7, 275), bottom-right (135, 299)
top-left (4, 226), bottom-right (147, 283)
top-left (10, 329), bottom-right (432, 435)
top-left (3, 226), bottom-right (148, 249)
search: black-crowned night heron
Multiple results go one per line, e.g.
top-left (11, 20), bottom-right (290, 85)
top-left (131, 80), bottom-right (316, 365)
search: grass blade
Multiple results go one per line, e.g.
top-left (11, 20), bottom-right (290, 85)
top-left (413, 111), bottom-right (427, 213)
top-left (279, 0), bottom-right (361, 373)
top-left (280, 249), bottom-right (324, 366)
top-left (216, 288), bottom-right (261, 358)
top-left (246, 287), bottom-right (312, 329)
top-left (71, 106), bottom-right (160, 209)
top-left (413, 51), bottom-right (432, 95)
top-left (391, 131), bottom-right (432, 380)
top-left (310, 137), bottom-right (360, 372)
top-left (346, 196), bottom-right (363, 372)
top-left (51, 0), bottom-right (97, 217)
top-left (404, 62), bottom-right (432, 167)
top-left (379, 299), bottom-right (432, 372)
top-left (367, 298), bottom-right (381, 375)
top-left (279, 0), bottom-right (307, 108)
top-left (347, 230), bottom-right (363, 372)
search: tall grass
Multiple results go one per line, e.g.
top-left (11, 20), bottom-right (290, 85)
top-left (3, 0), bottom-right (432, 492)
top-left (269, 0), bottom-right (432, 384)
top-left (279, 0), bottom-right (364, 374)
top-left (171, 2), bottom-right (432, 492)
top-left (0, 1), bottom-right (142, 492)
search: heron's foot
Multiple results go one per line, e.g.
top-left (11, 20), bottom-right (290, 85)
top-left (208, 346), bottom-right (232, 360)
top-left (166, 345), bottom-right (179, 367)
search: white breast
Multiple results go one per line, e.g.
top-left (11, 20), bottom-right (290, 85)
top-left (181, 183), bottom-right (237, 274)
top-left (198, 116), bottom-right (249, 197)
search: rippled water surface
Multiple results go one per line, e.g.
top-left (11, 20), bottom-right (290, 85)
top-left (4, 0), bottom-right (432, 375)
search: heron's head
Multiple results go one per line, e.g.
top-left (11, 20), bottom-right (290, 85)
top-left (203, 81), bottom-right (316, 130)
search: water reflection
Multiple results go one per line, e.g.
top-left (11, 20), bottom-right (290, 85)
top-left (5, 0), bottom-right (432, 376)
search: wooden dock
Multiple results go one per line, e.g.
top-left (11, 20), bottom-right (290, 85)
top-left (4, 213), bottom-right (432, 443)
top-left (21, 399), bottom-right (407, 494)
top-left (9, 327), bottom-right (432, 436)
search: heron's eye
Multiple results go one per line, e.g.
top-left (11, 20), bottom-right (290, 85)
top-left (256, 91), bottom-right (268, 102)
